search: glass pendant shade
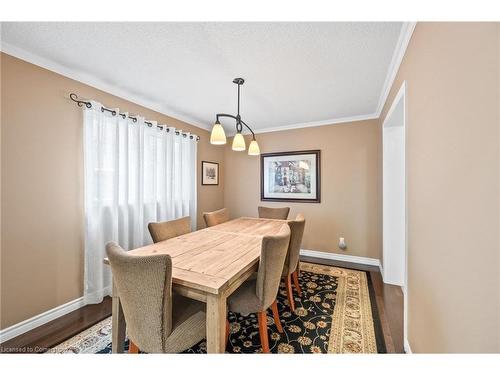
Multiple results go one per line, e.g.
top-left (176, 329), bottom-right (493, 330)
top-left (232, 132), bottom-right (246, 151)
top-left (210, 122), bottom-right (226, 145)
top-left (248, 139), bottom-right (260, 155)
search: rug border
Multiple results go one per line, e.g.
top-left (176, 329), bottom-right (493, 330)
top-left (299, 262), bottom-right (377, 354)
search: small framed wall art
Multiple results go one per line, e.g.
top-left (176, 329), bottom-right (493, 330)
top-left (201, 161), bottom-right (219, 185)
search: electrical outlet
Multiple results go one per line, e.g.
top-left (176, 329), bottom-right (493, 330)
top-left (339, 237), bottom-right (347, 250)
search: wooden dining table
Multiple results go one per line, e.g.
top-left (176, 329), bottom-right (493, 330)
top-left (104, 216), bottom-right (288, 353)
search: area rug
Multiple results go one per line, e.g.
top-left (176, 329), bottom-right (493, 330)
top-left (49, 262), bottom-right (384, 354)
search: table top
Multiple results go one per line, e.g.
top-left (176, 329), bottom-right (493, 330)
top-left (105, 217), bottom-right (287, 295)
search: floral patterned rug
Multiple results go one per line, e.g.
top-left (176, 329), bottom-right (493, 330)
top-left (49, 262), bottom-right (384, 354)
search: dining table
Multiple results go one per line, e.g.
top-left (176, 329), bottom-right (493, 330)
top-left (104, 216), bottom-right (288, 353)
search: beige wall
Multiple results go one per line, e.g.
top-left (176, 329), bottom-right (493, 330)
top-left (0, 53), bottom-right (224, 329)
top-left (223, 120), bottom-right (382, 259)
top-left (379, 23), bottom-right (500, 352)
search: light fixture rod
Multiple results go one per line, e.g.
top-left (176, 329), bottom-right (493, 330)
top-left (237, 82), bottom-right (240, 117)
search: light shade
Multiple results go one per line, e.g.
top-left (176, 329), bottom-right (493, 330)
top-left (210, 122), bottom-right (226, 145)
top-left (232, 132), bottom-right (246, 151)
top-left (248, 139), bottom-right (260, 155)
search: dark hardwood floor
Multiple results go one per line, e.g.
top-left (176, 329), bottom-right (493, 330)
top-left (369, 271), bottom-right (404, 353)
top-left (1, 258), bottom-right (404, 354)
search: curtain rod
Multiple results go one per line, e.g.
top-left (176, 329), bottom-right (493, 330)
top-left (69, 93), bottom-right (200, 141)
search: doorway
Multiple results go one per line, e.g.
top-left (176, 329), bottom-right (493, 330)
top-left (382, 81), bottom-right (408, 349)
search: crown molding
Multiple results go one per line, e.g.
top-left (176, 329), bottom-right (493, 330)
top-left (0, 42), bottom-right (211, 131)
top-left (225, 112), bottom-right (379, 137)
top-left (2, 23), bottom-right (415, 134)
top-left (221, 22), bottom-right (415, 137)
top-left (375, 22), bottom-right (416, 117)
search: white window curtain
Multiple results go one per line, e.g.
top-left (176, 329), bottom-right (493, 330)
top-left (83, 101), bottom-right (197, 304)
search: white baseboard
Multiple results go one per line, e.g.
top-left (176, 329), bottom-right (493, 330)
top-left (0, 286), bottom-right (111, 343)
top-left (379, 263), bottom-right (385, 282)
top-left (0, 297), bottom-right (85, 343)
top-left (404, 339), bottom-right (412, 354)
top-left (300, 249), bottom-right (382, 272)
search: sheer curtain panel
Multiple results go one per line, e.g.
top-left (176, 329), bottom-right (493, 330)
top-left (83, 101), bottom-right (197, 304)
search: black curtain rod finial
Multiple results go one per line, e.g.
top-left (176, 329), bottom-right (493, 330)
top-left (70, 93), bottom-right (92, 108)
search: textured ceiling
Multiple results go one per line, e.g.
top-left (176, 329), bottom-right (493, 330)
top-left (1, 22), bottom-right (404, 132)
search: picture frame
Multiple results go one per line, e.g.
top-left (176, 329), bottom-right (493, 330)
top-left (201, 161), bottom-right (219, 185)
top-left (260, 150), bottom-right (321, 203)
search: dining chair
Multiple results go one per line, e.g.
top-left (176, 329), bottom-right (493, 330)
top-left (226, 224), bottom-right (291, 353)
top-left (203, 207), bottom-right (230, 227)
top-left (257, 206), bottom-right (290, 220)
top-left (281, 213), bottom-right (306, 312)
top-left (105, 242), bottom-right (206, 353)
top-left (148, 216), bottom-right (191, 243)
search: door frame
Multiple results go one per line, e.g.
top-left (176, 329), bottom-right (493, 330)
top-left (382, 80), bottom-right (409, 351)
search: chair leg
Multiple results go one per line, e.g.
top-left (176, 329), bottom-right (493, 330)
top-left (225, 319), bottom-right (230, 347)
top-left (292, 270), bottom-right (302, 296)
top-left (129, 340), bottom-right (139, 354)
top-left (271, 300), bottom-right (283, 333)
top-left (285, 274), bottom-right (295, 312)
top-left (257, 311), bottom-right (270, 353)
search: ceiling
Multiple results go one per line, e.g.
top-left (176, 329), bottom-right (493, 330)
top-left (1, 22), bottom-right (411, 133)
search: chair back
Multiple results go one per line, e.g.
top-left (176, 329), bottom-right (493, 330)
top-left (258, 206), bottom-right (290, 220)
top-left (255, 224), bottom-right (291, 310)
top-left (148, 216), bottom-right (191, 243)
top-left (285, 213), bottom-right (306, 275)
top-left (203, 208), bottom-right (229, 227)
top-left (106, 242), bottom-right (172, 353)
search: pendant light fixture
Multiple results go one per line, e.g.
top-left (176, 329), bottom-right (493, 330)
top-left (210, 78), bottom-right (260, 155)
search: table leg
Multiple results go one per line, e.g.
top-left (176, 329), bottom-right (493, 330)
top-left (206, 293), bottom-right (227, 353)
top-left (112, 280), bottom-right (126, 353)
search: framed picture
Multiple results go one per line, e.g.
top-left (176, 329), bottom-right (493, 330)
top-left (260, 150), bottom-right (321, 203)
top-left (201, 161), bottom-right (219, 185)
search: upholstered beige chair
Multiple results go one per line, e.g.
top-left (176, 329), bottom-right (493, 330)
top-left (226, 224), bottom-right (291, 353)
top-left (203, 208), bottom-right (230, 227)
top-left (257, 206), bottom-right (290, 220)
top-left (105, 242), bottom-right (206, 353)
top-left (282, 214), bottom-right (306, 311)
top-left (148, 216), bottom-right (191, 243)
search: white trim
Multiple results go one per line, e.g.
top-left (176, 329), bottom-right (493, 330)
top-left (300, 249), bottom-right (382, 272)
top-left (378, 263), bottom-right (385, 283)
top-left (0, 298), bottom-right (84, 343)
top-left (382, 81), bottom-right (407, 286)
top-left (0, 286), bottom-right (111, 343)
top-left (0, 42), bottom-right (211, 131)
top-left (382, 80), bottom-right (409, 353)
top-left (227, 113), bottom-right (379, 136)
top-left (404, 339), bottom-right (412, 354)
top-left (383, 80), bottom-right (407, 125)
top-left (375, 22), bottom-right (416, 117)
top-left (222, 21), bottom-right (416, 137)
top-left (1, 23), bottom-right (416, 135)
